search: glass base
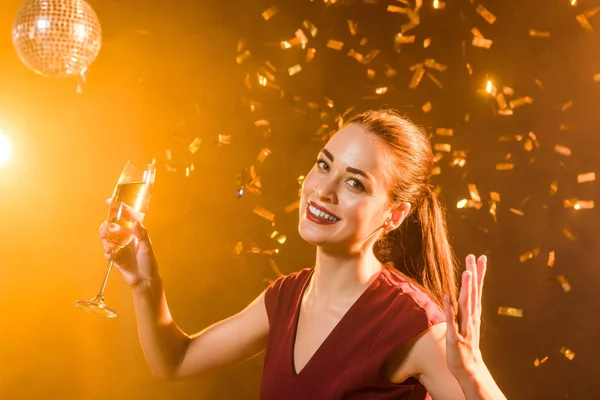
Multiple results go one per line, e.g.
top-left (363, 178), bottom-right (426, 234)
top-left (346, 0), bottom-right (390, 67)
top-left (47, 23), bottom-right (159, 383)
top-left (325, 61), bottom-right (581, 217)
top-left (75, 295), bottom-right (118, 318)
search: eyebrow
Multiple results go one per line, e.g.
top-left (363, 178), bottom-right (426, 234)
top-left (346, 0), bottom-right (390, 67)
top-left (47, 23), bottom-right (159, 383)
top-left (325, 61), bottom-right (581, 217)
top-left (319, 148), bottom-right (373, 181)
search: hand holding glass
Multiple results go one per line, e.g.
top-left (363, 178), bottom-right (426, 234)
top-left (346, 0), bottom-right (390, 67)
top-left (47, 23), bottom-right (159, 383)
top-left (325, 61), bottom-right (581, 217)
top-left (75, 161), bottom-right (156, 318)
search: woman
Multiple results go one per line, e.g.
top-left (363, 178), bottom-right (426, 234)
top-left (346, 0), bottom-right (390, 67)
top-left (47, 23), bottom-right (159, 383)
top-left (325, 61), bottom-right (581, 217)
top-left (100, 110), bottom-right (506, 399)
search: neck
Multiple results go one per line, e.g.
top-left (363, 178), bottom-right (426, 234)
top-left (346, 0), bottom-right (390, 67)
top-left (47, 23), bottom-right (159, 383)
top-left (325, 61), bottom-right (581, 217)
top-left (307, 247), bottom-right (384, 302)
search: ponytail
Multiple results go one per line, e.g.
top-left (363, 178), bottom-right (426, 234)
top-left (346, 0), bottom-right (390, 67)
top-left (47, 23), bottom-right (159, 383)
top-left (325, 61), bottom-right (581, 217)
top-left (374, 186), bottom-right (459, 310)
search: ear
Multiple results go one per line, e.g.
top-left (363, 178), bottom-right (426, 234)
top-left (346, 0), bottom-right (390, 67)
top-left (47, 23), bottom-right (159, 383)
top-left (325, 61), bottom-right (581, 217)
top-left (387, 202), bottom-right (411, 231)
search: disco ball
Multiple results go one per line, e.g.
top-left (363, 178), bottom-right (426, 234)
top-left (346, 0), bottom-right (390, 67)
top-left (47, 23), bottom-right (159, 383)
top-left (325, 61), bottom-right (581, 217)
top-left (11, 0), bottom-right (102, 78)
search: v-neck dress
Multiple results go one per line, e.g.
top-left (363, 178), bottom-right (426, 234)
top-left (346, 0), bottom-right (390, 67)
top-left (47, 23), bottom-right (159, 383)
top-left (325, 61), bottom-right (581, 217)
top-left (260, 266), bottom-right (446, 400)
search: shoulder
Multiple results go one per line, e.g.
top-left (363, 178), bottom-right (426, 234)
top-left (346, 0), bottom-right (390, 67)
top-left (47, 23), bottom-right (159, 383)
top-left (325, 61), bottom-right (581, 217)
top-left (263, 267), bottom-right (313, 320)
top-left (379, 267), bottom-right (446, 332)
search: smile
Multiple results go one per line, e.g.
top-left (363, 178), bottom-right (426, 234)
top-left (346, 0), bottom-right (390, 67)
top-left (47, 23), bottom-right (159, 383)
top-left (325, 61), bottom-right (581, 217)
top-left (306, 202), bottom-right (341, 224)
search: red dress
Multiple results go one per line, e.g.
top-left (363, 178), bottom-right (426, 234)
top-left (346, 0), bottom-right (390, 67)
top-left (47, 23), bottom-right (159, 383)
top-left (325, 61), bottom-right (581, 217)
top-left (260, 266), bottom-right (446, 400)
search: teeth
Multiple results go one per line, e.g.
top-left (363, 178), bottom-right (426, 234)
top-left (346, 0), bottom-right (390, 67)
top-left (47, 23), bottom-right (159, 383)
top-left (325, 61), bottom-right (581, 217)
top-left (309, 205), bottom-right (339, 221)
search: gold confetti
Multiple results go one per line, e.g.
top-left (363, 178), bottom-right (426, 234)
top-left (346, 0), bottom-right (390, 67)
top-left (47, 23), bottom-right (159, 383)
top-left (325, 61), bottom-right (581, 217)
top-left (409, 66), bottom-right (426, 89)
top-left (422, 101), bottom-right (433, 113)
top-left (253, 206), bottom-right (275, 222)
top-left (288, 64), bottom-right (302, 76)
top-left (384, 64), bottom-right (397, 77)
top-left (468, 184), bottom-right (481, 202)
top-left (435, 128), bottom-right (453, 136)
top-left (427, 72), bottom-right (443, 89)
top-left (434, 143), bottom-right (451, 152)
top-left (562, 228), bottom-right (576, 241)
top-left (423, 38), bottom-right (431, 48)
top-left (576, 14), bottom-right (593, 31)
top-left (433, 0), bottom-right (445, 9)
top-left (395, 33), bottom-right (416, 44)
top-left (490, 192), bottom-right (501, 202)
top-left (472, 36), bottom-right (493, 49)
top-left (529, 29), bottom-right (551, 37)
top-left (498, 307), bottom-right (523, 318)
top-left (509, 208), bottom-right (524, 216)
top-left (261, 6), bottom-right (277, 21)
top-left (475, 4), bottom-right (497, 24)
top-left (519, 248), bottom-right (540, 263)
top-left (387, 4), bottom-right (408, 13)
top-left (375, 86), bottom-right (388, 95)
top-left (306, 48), bottom-right (316, 62)
top-left (577, 172), bottom-right (596, 183)
top-left (594, 73), bottom-right (600, 82)
top-left (424, 58), bottom-right (447, 71)
top-left (303, 20), bottom-right (318, 37)
top-left (489, 200), bottom-right (497, 222)
top-left (584, 6), bottom-right (600, 17)
top-left (326, 40), bottom-right (344, 50)
top-left (347, 20), bottom-right (358, 36)
top-left (236, 49), bottom-right (251, 64)
top-left (431, 166), bottom-right (441, 176)
top-left (503, 86), bottom-right (515, 96)
top-left (560, 347), bottom-right (575, 360)
top-left (557, 275), bottom-right (572, 293)
top-left (188, 137), bottom-right (202, 154)
top-left (284, 199), bottom-right (300, 213)
top-left (257, 148), bottom-right (271, 162)
top-left (270, 230), bottom-right (287, 244)
top-left (218, 134), bottom-right (231, 145)
top-left (554, 144), bottom-right (572, 157)
top-left (550, 181), bottom-right (558, 196)
top-left (561, 100), bottom-right (573, 111)
top-left (233, 241), bottom-right (244, 255)
top-left (495, 162), bottom-right (514, 171)
top-left (268, 259), bottom-right (284, 277)
top-left (348, 49), bottom-right (364, 63)
top-left (457, 199), bottom-right (483, 210)
top-left (510, 96), bottom-right (534, 108)
top-left (496, 93), bottom-right (508, 109)
top-left (547, 251), bottom-right (555, 267)
top-left (534, 356), bottom-right (549, 367)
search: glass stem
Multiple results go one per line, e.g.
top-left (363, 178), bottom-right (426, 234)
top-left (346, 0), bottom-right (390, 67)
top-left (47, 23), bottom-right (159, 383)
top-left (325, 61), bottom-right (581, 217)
top-left (97, 250), bottom-right (115, 299)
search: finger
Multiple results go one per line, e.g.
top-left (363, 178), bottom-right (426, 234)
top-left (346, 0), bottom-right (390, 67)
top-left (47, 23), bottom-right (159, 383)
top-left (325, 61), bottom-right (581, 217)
top-left (459, 270), bottom-right (473, 337)
top-left (477, 255), bottom-right (487, 309)
top-left (99, 221), bottom-right (108, 239)
top-left (443, 294), bottom-right (460, 342)
top-left (132, 221), bottom-right (151, 248)
top-left (105, 198), bottom-right (112, 206)
top-left (468, 254), bottom-right (478, 316)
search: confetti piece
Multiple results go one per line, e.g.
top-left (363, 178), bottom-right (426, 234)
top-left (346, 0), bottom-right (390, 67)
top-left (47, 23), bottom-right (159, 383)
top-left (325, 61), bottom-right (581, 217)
top-left (270, 230), bottom-right (287, 244)
top-left (431, 166), bottom-right (441, 176)
top-left (496, 93), bottom-right (508, 109)
top-left (554, 144), bottom-right (572, 157)
top-left (257, 148), bottom-right (272, 162)
top-left (435, 128), bottom-right (454, 137)
top-left (422, 101), bottom-right (433, 113)
top-left (427, 72), bottom-right (444, 88)
top-left (557, 275), bottom-right (572, 293)
top-left (434, 143), bottom-right (451, 152)
top-left (423, 38), bottom-right (432, 48)
top-left (268, 259), bottom-right (284, 277)
top-left (509, 208), bottom-right (524, 216)
top-left (495, 162), bottom-right (514, 171)
top-left (529, 29), bottom-right (551, 37)
top-left (306, 48), bottom-right (316, 62)
top-left (188, 137), bottom-right (202, 154)
top-left (560, 347), bottom-right (575, 360)
top-left (409, 66), bottom-right (426, 89)
top-left (475, 4), bottom-right (497, 24)
top-left (433, 0), bottom-right (445, 10)
top-left (387, 4), bottom-right (408, 13)
top-left (576, 14), bottom-right (593, 31)
top-left (347, 20), bottom-right (358, 36)
top-left (547, 251), bottom-right (555, 267)
top-left (326, 40), bottom-right (344, 50)
top-left (562, 228), bottom-right (576, 241)
top-left (490, 192), bottom-right (501, 202)
top-left (509, 96), bottom-right (534, 109)
top-left (395, 33), bottom-right (416, 44)
top-left (375, 86), bottom-right (389, 95)
top-left (424, 58), bottom-right (447, 71)
top-left (577, 172), bottom-right (596, 183)
top-left (236, 49), bottom-right (251, 64)
top-left (498, 307), bottom-right (523, 318)
top-left (284, 199), bottom-right (300, 213)
top-left (519, 248), bottom-right (540, 262)
top-left (302, 20), bottom-right (318, 37)
top-left (218, 134), bottom-right (231, 145)
top-left (584, 6), bottom-right (600, 17)
top-left (384, 64), bottom-right (397, 77)
top-left (261, 6), bottom-right (277, 21)
top-left (468, 184), bottom-right (481, 202)
top-left (288, 64), bottom-right (302, 76)
top-left (456, 199), bottom-right (483, 209)
top-left (534, 356), bottom-right (549, 367)
top-left (472, 36), bottom-right (493, 49)
top-left (253, 206), bottom-right (275, 222)
top-left (550, 181), bottom-right (558, 196)
top-left (233, 241), bottom-right (244, 255)
top-left (561, 100), bottom-right (573, 111)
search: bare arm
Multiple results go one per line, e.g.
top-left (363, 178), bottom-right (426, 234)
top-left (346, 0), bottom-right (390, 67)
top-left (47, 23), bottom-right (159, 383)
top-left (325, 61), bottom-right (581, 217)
top-left (131, 278), bottom-right (269, 380)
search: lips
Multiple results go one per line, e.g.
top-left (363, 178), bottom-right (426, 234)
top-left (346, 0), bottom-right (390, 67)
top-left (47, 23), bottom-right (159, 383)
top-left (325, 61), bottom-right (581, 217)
top-left (308, 201), bottom-right (341, 220)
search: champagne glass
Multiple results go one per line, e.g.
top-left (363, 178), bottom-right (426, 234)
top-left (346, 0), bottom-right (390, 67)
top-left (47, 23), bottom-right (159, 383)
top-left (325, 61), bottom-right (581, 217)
top-left (75, 161), bottom-right (156, 318)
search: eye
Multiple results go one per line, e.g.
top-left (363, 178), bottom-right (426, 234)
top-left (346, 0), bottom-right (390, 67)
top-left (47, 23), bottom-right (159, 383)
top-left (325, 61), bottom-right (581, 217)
top-left (316, 158), bottom-right (330, 171)
top-left (347, 178), bottom-right (366, 191)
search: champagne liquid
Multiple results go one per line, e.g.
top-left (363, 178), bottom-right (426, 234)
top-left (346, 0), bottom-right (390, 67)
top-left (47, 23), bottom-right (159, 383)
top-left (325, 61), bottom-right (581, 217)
top-left (106, 181), bottom-right (151, 250)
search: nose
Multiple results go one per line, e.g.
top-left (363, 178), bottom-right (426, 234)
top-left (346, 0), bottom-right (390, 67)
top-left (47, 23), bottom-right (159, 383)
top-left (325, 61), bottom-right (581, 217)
top-left (313, 180), bottom-right (337, 203)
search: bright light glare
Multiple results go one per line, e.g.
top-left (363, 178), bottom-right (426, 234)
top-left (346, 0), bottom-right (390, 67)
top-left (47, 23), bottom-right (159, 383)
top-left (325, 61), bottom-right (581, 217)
top-left (0, 132), bottom-right (11, 166)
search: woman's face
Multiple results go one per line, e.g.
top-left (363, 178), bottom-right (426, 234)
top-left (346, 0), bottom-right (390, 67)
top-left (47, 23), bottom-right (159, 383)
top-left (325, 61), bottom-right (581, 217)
top-left (298, 123), bottom-right (398, 253)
